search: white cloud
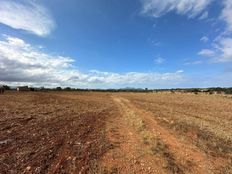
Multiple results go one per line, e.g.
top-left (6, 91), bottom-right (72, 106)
top-left (198, 37), bottom-right (232, 62)
top-left (0, 35), bottom-right (185, 88)
top-left (198, 0), bottom-right (232, 63)
top-left (184, 60), bottom-right (203, 65)
top-left (141, 0), bottom-right (212, 18)
top-left (198, 49), bottom-right (215, 57)
top-left (0, 35), bottom-right (75, 85)
top-left (200, 36), bottom-right (209, 42)
top-left (83, 70), bottom-right (184, 87)
top-left (215, 37), bottom-right (232, 62)
top-left (199, 11), bottom-right (209, 20)
top-left (0, 0), bottom-right (55, 36)
top-left (154, 56), bottom-right (165, 64)
top-left (221, 0), bottom-right (232, 32)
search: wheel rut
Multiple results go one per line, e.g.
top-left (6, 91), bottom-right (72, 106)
top-left (100, 97), bottom-right (164, 174)
top-left (100, 96), bottom-right (222, 174)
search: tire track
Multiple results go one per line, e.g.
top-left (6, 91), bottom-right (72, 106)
top-left (101, 96), bottom-right (221, 174)
top-left (100, 97), bottom-right (165, 174)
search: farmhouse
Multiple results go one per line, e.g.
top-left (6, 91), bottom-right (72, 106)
top-left (17, 86), bottom-right (30, 91)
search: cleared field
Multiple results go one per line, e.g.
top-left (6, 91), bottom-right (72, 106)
top-left (0, 92), bottom-right (231, 173)
top-left (0, 92), bottom-right (116, 173)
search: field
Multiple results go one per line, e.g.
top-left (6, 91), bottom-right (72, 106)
top-left (0, 92), bottom-right (231, 174)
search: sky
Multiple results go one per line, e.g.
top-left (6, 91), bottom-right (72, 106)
top-left (0, 0), bottom-right (232, 89)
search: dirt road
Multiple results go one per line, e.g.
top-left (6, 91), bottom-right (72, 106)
top-left (100, 96), bottom-right (230, 174)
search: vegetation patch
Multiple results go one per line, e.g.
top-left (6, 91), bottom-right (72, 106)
top-left (150, 137), bottom-right (184, 174)
top-left (167, 120), bottom-right (232, 157)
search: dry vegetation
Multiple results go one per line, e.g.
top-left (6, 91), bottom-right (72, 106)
top-left (0, 91), bottom-right (231, 173)
top-left (117, 92), bottom-right (232, 173)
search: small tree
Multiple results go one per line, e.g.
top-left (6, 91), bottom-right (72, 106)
top-left (3, 85), bottom-right (10, 90)
top-left (56, 87), bottom-right (62, 91)
top-left (64, 87), bottom-right (71, 91)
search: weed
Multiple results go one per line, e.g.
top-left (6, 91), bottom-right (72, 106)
top-left (100, 167), bottom-right (119, 174)
top-left (150, 137), bottom-right (183, 174)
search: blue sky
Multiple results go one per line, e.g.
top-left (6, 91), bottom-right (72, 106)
top-left (0, 0), bottom-right (232, 88)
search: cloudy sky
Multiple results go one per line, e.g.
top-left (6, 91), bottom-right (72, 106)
top-left (0, 0), bottom-right (232, 88)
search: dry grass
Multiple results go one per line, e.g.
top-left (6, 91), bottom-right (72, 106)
top-left (150, 137), bottom-right (184, 174)
top-left (118, 92), bottom-right (232, 172)
top-left (142, 131), bottom-right (184, 173)
top-left (115, 98), bottom-right (185, 173)
top-left (119, 93), bottom-right (232, 150)
top-left (99, 167), bottom-right (119, 174)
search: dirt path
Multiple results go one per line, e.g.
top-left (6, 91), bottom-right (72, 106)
top-left (100, 97), bottom-right (165, 174)
top-left (100, 96), bottom-right (225, 174)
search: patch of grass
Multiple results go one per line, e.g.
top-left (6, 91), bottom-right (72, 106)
top-left (99, 167), bottom-right (119, 174)
top-left (124, 108), bottom-right (146, 132)
top-left (123, 106), bottom-right (184, 173)
top-left (150, 137), bottom-right (184, 174)
top-left (138, 120), bottom-right (146, 132)
top-left (110, 127), bottom-right (118, 133)
top-left (137, 132), bottom-right (183, 173)
top-left (159, 120), bottom-right (232, 173)
top-left (142, 131), bottom-right (154, 145)
top-left (222, 158), bottom-right (232, 174)
top-left (169, 121), bottom-right (232, 157)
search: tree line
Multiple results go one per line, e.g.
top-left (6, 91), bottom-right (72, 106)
top-left (1, 85), bottom-right (232, 94)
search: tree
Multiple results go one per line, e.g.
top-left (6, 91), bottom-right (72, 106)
top-left (64, 87), bottom-right (71, 91)
top-left (3, 85), bottom-right (10, 90)
top-left (56, 87), bottom-right (62, 91)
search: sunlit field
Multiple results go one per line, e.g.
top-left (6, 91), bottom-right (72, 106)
top-left (1, 92), bottom-right (231, 173)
